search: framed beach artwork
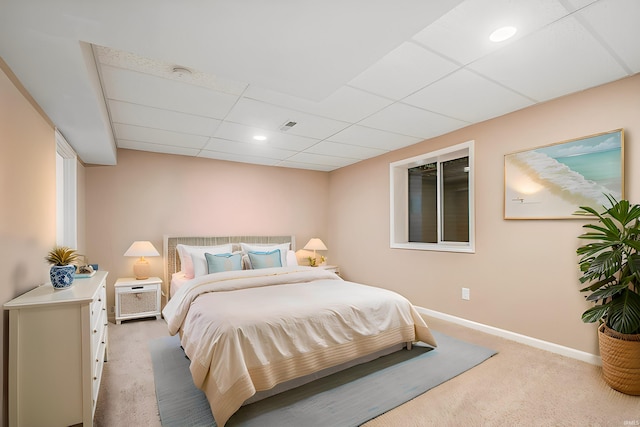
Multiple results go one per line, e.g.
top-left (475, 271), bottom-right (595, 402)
top-left (504, 129), bottom-right (624, 219)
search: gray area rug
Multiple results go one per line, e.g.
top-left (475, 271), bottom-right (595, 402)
top-left (149, 331), bottom-right (496, 427)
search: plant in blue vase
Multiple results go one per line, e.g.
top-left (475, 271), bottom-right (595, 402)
top-left (45, 246), bottom-right (79, 289)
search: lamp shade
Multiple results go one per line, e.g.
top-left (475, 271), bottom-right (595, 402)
top-left (304, 238), bottom-right (327, 251)
top-left (124, 241), bottom-right (160, 257)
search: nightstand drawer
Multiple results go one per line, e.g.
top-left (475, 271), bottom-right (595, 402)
top-left (119, 288), bottom-right (157, 315)
top-left (115, 277), bottom-right (162, 324)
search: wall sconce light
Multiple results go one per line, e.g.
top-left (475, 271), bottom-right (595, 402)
top-left (124, 241), bottom-right (160, 280)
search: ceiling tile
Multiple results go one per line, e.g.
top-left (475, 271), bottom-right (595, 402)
top-left (577, 0), bottom-right (640, 72)
top-left (94, 45), bottom-right (248, 96)
top-left (358, 103), bottom-right (468, 139)
top-left (403, 69), bottom-right (534, 122)
top-left (275, 161), bottom-right (337, 172)
top-left (100, 65), bottom-right (239, 118)
top-left (214, 121), bottom-right (319, 151)
top-left (202, 137), bottom-right (297, 160)
top-left (348, 42), bottom-right (459, 100)
top-left (469, 16), bottom-right (629, 102)
top-left (327, 125), bottom-right (422, 151)
top-left (565, 0), bottom-right (599, 10)
top-left (114, 123), bottom-right (209, 149)
top-left (109, 100), bottom-right (221, 136)
top-left (225, 98), bottom-right (350, 140)
top-left (243, 85), bottom-right (393, 123)
top-left (412, 0), bottom-right (570, 65)
top-left (285, 152), bottom-right (358, 168)
top-left (305, 141), bottom-right (387, 160)
top-left (198, 150), bottom-right (279, 167)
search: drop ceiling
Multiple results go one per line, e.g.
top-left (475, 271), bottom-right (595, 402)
top-left (1, 0), bottom-right (638, 171)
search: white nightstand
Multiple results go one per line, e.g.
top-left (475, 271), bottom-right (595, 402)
top-left (115, 277), bottom-right (162, 324)
top-left (318, 265), bottom-right (340, 275)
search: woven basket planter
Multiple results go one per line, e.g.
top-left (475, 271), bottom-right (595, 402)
top-left (598, 323), bottom-right (640, 395)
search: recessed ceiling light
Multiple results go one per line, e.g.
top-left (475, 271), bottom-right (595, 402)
top-left (253, 135), bottom-right (267, 141)
top-left (489, 26), bottom-right (517, 43)
top-left (171, 66), bottom-right (192, 77)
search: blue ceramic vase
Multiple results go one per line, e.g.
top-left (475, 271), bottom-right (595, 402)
top-left (50, 265), bottom-right (76, 289)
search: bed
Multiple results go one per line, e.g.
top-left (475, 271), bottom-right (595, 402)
top-left (161, 235), bottom-right (437, 427)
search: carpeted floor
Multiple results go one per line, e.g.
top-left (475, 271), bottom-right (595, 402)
top-left (149, 331), bottom-right (496, 426)
top-left (94, 316), bottom-right (640, 426)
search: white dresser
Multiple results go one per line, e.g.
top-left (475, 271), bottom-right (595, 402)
top-left (4, 271), bottom-right (108, 427)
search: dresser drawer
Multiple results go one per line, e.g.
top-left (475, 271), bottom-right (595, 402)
top-left (90, 286), bottom-right (106, 330)
top-left (92, 328), bottom-right (107, 408)
top-left (92, 307), bottom-right (107, 355)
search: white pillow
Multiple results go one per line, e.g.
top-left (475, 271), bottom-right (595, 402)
top-left (286, 250), bottom-right (298, 266)
top-left (240, 242), bottom-right (290, 268)
top-left (177, 243), bottom-right (233, 278)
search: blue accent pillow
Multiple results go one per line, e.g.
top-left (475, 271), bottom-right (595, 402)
top-left (205, 252), bottom-right (243, 273)
top-left (247, 249), bottom-right (282, 269)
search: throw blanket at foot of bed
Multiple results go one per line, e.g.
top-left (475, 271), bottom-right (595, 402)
top-left (162, 266), bottom-right (437, 427)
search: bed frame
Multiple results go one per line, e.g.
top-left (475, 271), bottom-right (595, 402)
top-left (163, 235), bottom-right (295, 294)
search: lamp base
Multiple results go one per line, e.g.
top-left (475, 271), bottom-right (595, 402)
top-left (133, 260), bottom-right (150, 280)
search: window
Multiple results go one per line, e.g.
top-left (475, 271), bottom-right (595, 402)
top-left (56, 129), bottom-right (77, 248)
top-left (390, 141), bottom-right (474, 253)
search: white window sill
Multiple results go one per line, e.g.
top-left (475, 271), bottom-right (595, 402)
top-left (390, 242), bottom-right (475, 253)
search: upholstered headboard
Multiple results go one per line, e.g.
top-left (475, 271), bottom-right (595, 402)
top-left (163, 235), bottom-right (296, 286)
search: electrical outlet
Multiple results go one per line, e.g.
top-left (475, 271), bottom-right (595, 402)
top-left (109, 306), bottom-right (115, 314)
top-left (461, 287), bottom-right (470, 300)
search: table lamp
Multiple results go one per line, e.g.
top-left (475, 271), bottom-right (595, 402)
top-left (124, 241), bottom-right (160, 280)
top-left (304, 238), bottom-right (327, 267)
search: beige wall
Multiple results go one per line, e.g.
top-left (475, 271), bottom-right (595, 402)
top-left (328, 74), bottom-right (640, 355)
top-left (84, 149), bottom-right (330, 316)
top-left (0, 60), bottom-right (57, 426)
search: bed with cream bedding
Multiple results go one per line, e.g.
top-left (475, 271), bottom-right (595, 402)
top-left (161, 236), bottom-right (437, 427)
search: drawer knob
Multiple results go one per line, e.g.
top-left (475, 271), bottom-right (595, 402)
top-left (93, 329), bottom-right (97, 334)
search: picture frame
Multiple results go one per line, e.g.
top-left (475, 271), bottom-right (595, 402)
top-left (504, 129), bottom-right (624, 220)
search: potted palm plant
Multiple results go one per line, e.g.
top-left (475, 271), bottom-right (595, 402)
top-left (576, 195), bottom-right (640, 395)
top-left (45, 246), bottom-right (79, 289)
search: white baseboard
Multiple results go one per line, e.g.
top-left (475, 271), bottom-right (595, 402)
top-left (418, 307), bottom-right (602, 366)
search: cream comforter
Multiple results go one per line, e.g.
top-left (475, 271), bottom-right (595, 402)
top-left (162, 266), bottom-right (437, 427)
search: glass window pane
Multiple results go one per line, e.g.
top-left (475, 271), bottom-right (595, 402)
top-left (442, 156), bottom-right (469, 242)
top-left (408, 163), bottom-right (437, 243)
